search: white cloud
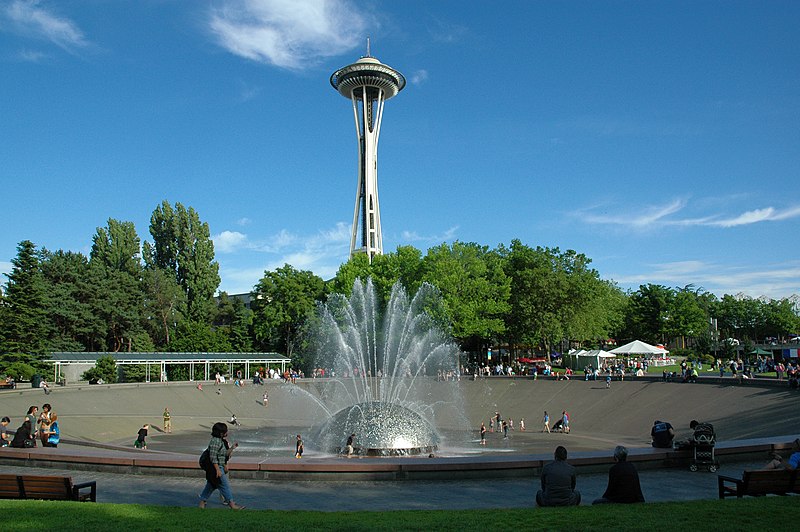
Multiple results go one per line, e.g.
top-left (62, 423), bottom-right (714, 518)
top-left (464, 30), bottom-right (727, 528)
top-left (215, 222), bottom-right (350, 293)
top-left (578, 197), bottom-right (800, 231)
top-left (708, 205), bottom-right (800, 228)
top-left (236, 217), bottom-right (252, 226)
top-left (16, 48), bottom-right (47, 62)
top-left (212, 230), bottom-right (248, 253)
top-left (208, 0), bottom-right (368, 69)
top-left (610, 259), bottom-right (800, 300)
top-left (4, 0), bottom-right (89, 52)
top-left (400, 225), bottom-right (459, 244)
top-left (410, 69), bottom-right (428, 85)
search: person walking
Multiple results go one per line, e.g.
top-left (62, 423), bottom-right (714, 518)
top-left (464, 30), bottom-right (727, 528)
top-left (295, 434), bottom-right (304, 458)
top-left (480, 423), bottom-right (486, 445)
top-left (198, 422), bottom-right (244, 510)
top-left (543, 411), bottom-right (550, 433)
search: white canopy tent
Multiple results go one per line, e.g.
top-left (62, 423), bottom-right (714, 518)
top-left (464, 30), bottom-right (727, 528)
top-left (563, 349), bottom-right (616, 371)
top-left (609, 340), bottom-right (669, 356)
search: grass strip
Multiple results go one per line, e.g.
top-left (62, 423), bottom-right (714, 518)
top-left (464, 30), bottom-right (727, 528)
top-left (1, 496), bottom-right (796, 531)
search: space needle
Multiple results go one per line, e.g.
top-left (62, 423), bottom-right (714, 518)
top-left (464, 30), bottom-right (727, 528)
top-left (330, 41), bottom-right (406, 262)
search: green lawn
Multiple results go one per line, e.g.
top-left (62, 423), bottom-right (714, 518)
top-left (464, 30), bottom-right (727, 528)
top-left (1, 497), bottom-right (796, 531)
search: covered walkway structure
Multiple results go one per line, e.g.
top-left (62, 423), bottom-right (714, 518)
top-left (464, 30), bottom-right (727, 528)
top-left (49, 351), bottom-right (291, 383)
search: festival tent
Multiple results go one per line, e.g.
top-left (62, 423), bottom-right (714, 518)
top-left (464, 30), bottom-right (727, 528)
top-left (609, 340), bottom-right (669, 356)
top-left (562, 349), bottom-right (616, 371)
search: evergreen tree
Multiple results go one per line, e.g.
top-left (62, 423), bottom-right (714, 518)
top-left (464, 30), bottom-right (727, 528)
top-left (89, 220), bottom-right (145, 352)
top-left (1, 240), bottom-right (50, 357)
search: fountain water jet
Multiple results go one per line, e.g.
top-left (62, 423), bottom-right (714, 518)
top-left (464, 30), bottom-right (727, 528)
top-left (308, 279), bottom-right (463, 455)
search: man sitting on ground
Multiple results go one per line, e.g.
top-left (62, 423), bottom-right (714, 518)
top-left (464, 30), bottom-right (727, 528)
top-left (592, 445), bottom-right (645, 504)
top-left (536, 445), bottom-right (581, 507)
top-left (651, 420), bottom-right (675, 448)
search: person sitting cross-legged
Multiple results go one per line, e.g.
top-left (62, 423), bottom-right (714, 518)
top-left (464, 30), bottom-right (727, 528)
top-left (536, 446), bottom-right (581, 507)
top-left (592, 445), bottom-right (645, 504)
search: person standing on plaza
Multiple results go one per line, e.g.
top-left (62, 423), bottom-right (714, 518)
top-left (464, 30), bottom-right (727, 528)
top-left (25, 406), bottom-right (38, 447)
top-left (519, 418), bottom-right (525, 432)
top-left (263, 391), bottom-right (269, 407)
top-left (502, 420), bottom-right (509, 439)
top-left (543, 411), bottom-right (550, 433)
top-left (480, 422), bottom-right (486, 445)
top-left (536, 445), bottom-right (581, 506)
top-left (562, 410), bottom-right (570, 434)
top-left (38, 403), bottom-right (52, 447)
top-left (163, 407), bottom-right (171, 434)
top-left (295, 434), bottom-right (304, 458)
top-left (198, 422), bottom-right (244, 510)
top-left (592, 445), bottom-right (645, 504)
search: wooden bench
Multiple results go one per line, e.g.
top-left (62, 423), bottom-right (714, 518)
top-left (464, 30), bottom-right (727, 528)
top-left (0, 474), bottom-right (97, 502)
top-left (718, 469), bottom-right (799, 498)
top-left (0, 382), bottom-right (15, 389)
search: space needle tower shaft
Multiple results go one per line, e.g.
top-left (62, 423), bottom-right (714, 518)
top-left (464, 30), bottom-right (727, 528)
top-left (331, 42), bottom-right (406, 262)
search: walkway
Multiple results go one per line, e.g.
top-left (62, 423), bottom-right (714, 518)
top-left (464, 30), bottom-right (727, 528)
top-left (0, 458), bottom-right (768, 510)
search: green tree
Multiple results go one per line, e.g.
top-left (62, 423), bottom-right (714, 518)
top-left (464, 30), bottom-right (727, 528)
top-left (214, 293), bottom-right (254, 352)
top-left (82, 354), bottom-right (118, 383)
top-left (1, 240), bottom-right (50, 357)
top-left (665, 286), bottom-right (710, 349)
top-left (420, 242), bottom-right (510, 356)
top-left (253, 264), bottom-right (325, 359)
top-left (329, 253), bottom-right (372, 297)
top-left (504, 241), bottom-right (618, 358)
top-left (89, 220), bottom-right (145, 352)
top-left (169, 320), bottom-right (233, 352)
top-left (623, 284), bottom-right (675, 345)
top-left (40, 249), bottom-right (102, 352)
top-left (143, 201), bottom-right (220, 323)
top-left (142, 267), bottom-right (185, 347)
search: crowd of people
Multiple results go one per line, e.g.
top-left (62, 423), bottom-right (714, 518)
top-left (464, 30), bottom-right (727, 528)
top-left (0, 402), bottom-right (60, 449)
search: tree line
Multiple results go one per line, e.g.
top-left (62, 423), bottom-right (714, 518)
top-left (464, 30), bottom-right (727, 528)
top-left (1, 202), bottom-right (798, 380)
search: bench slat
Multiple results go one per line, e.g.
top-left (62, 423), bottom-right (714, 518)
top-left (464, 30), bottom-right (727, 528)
top-left (0, 474), bottom-right (96, 502)
top-left (719, 469), bottom-right (798, 498)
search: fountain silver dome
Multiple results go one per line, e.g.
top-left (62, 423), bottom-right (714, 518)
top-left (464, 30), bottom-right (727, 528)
top-left (307, 279), bottom-right (463, 456)
top-left (315, 402), bottom-right (439, 456)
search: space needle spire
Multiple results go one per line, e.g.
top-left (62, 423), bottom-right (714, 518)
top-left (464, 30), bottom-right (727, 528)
top-left (330, 41), bottom-right (406, 262)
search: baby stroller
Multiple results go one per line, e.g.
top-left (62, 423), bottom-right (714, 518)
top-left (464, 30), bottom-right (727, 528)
top-left (689, 422), bottom-right (718, 472)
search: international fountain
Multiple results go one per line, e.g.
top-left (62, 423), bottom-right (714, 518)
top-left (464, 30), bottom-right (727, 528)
top-left (306, 278), bottom-right (466, 456)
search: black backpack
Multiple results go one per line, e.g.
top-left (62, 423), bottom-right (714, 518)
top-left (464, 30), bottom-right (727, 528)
top-left (199, 448), bottom-right (212, 471)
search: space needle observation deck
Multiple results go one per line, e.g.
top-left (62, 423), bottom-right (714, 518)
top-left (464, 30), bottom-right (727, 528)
top-left (330, 44), bottom-right (406, 262)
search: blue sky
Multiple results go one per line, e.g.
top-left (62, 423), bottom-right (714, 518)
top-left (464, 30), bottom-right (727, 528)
top-left (1, 0), bottom-right (798, 300)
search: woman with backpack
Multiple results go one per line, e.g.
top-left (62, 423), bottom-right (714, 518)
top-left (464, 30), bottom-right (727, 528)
top-left (198, 422), bottom-right (244, 510)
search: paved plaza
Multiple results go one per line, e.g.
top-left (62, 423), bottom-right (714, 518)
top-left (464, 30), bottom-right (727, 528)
top-left (0, 458), bottom-right (769, 510)
top-left (1, 376), bottom-right (797, 510)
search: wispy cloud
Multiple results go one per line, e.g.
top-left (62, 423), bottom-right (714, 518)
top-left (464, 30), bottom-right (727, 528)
top-left (577, 198), bottom-right (800, 231)
top-left (610, 260), bottom-right (800, 300)
top-left (4, 0), bottom-right (90, 53)
top-left (410, 69), bottom-right (428, 85)
top-left (400, 226), bottom-right (459, 244)
top-left (214, 222), bottom-right (350, 293)
top-left (208, 0), bottom-right (368, 69)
